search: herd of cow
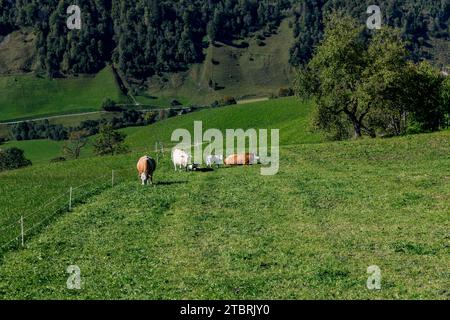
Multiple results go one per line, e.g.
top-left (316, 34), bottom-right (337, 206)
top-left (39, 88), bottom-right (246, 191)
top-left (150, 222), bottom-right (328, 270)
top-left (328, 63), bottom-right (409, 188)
top-left (137, 148), bottom-right (260, 185)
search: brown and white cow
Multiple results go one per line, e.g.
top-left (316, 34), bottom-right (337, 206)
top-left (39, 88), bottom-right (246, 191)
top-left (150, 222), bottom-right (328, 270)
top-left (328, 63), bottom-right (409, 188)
top-left (137, 156), bottom-right (157, 185)
top-left (224, 153), bottom-right (259, 165)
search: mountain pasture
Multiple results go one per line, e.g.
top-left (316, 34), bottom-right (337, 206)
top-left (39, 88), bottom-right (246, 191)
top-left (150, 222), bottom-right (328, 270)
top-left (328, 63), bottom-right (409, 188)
top-left (0, 127), bottom-right (448, 299)
top-left (0, 66), bottom-right (128, 122)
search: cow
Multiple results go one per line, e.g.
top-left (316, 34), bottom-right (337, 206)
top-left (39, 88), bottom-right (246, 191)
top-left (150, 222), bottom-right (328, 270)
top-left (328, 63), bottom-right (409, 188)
top-left (206, 155), bottom-right (223, 168)
top-left (137, 156), bottom-right (157, 185)
top-left (224, 153), bottom-right (259, 165)
top-left (172, 148), bottom-right (190, 171)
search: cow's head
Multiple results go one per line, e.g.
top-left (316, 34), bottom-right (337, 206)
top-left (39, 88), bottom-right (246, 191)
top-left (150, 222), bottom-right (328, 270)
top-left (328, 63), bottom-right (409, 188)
top-left (140, 172), bottom-right (148, 184)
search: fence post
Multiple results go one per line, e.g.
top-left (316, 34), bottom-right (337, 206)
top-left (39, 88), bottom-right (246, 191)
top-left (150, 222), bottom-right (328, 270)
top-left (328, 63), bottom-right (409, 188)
top-left (69, 187), bottom-right (73, 211)
top-left (112, 170), bottom-right (115, 187)
top-left (20, 216), bottom-right (24, 247)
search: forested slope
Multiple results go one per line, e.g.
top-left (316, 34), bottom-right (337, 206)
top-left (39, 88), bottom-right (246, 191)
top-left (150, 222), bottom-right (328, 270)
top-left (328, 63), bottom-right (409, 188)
top-left (1, 0), bottom-right (448, 80)
top-left (290, 0), bottom-right (450, 66)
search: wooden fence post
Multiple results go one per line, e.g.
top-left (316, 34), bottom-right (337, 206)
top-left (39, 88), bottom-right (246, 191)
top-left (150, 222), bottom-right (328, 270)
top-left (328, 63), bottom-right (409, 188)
top-left (20, 216), bottom-right (24, 247)
top-left (69, 187), bottom-right (73, 211)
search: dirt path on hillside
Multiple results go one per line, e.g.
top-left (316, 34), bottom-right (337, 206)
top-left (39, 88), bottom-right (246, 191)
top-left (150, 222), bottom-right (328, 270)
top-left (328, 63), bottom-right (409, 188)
top-left (236, 97), bottom-right (269, 105)
top-left (0, 111), bottom-right (108, 125)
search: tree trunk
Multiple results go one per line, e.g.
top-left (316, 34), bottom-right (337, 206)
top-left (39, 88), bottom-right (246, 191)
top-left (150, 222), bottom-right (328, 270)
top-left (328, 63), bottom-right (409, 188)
top-left (346, 112), bottom-right (362, 138)
top-left (353, 121), bottom-right (362, 138)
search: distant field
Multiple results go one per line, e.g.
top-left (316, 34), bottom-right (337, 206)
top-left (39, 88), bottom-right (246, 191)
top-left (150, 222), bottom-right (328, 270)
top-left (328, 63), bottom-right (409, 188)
top-left (0, 66), bottom-right (129, 122)
top-left (0, 130), bottom-right (448, 299)
top-left (0, 139), bottom-right (97, 165)
top-left (137, 19), bottom-right (296, 107)
top-left (0, 97), bottom-right (318, 164)
top-left (123, 97), bottom-right (320, 152)
top-left (1, 140), bottom-right (64, 165)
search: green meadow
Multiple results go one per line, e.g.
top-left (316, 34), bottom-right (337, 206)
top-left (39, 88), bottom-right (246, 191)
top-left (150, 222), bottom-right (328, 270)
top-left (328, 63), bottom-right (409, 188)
top-left (1, 140), bottom-right (64, 165)
top-left (0, 66), bottom-right (128, 122)
top-left (0, 95), bottom-right (448, 299)
top-left (2, 97), bottom-right (318, 164)
top-left (123, 97), bottom-right (321, 152)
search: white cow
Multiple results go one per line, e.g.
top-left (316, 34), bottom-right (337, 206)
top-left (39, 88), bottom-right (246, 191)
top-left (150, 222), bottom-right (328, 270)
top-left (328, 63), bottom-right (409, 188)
top-left (250, 154), bottom-right (260, 165)
top-left (172, 148), bottom-right (190, 171)
top-left (206, 155), bottom-right (223, 168)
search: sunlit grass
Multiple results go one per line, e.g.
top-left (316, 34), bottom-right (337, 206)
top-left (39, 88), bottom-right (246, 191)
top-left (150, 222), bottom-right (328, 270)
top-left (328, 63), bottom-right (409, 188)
top-left (0, 130), bottom-right (448, 299)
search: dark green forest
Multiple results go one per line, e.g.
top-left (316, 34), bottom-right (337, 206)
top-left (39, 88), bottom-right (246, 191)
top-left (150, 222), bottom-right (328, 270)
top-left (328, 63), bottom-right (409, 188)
top-left (0, 0), bottom-right (449, 79)
top-left (290, 0), bottom-right (450, 65)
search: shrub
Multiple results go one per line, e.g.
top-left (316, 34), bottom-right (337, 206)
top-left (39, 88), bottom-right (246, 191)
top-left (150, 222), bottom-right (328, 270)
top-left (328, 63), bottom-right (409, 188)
top-left (0, 147), bottom-right (32, 171)
top-left (256, 40), bottom-right (266, 47)
top-left (93, 125), bottom-right (129, 156)
top-left (102, 98), bottom-right (122, 112)
top-left (278, 87), bottom-right (294, 97)
top-left (256, 33), bottom-right (265, 41)
top-left (220, 96), bottom-right (237, 106)
top-left (170, 99), bottom-right (183, 107)
top-left (50, 157), bottom-right (66, 163)
top-left (11, 121), bottom-right (68, 141)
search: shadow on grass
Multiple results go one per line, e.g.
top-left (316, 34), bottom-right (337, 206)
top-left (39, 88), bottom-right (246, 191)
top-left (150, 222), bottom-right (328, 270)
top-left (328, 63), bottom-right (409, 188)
top-left (154, 180), bottom-right (188, 186)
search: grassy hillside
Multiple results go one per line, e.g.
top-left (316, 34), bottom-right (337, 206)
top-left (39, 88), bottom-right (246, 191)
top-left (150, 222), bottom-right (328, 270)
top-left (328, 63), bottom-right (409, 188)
top-left (1, 140), bottom-right (64, 165)
top-left (136, 19), bottom-right (296, 106)
top-left (123, 97), bottom-right (320, 152)
top-left (0, 130), bottom-right (448, 299)
top-left (0, 96), bottom-right (317, 244)
top-left (0, 97), bottom-right (317, 164)
top-left (0, 66), bottom-right (129, 122)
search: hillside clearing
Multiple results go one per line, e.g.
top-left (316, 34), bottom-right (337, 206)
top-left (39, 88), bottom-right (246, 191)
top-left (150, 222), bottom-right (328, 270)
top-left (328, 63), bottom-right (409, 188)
top-left (136, 19), bottom-right (296, 107)
top-left (0, 66), bottom-right (129, 122)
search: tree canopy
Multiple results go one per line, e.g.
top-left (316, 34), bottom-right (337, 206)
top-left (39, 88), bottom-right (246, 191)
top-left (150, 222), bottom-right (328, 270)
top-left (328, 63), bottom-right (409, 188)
top-left (295, 12), bottom-right (449, 140)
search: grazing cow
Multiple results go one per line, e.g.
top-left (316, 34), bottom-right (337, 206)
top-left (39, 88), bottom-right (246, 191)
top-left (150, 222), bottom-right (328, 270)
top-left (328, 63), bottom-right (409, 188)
top-left (206, 155), bottom-right (223, 168)
top-left (137, 156), bottom-right (157, 185)
top-left (224, 153), bottom-right (258, 165)
top-left (172, 148), bottom-right (190, 171)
